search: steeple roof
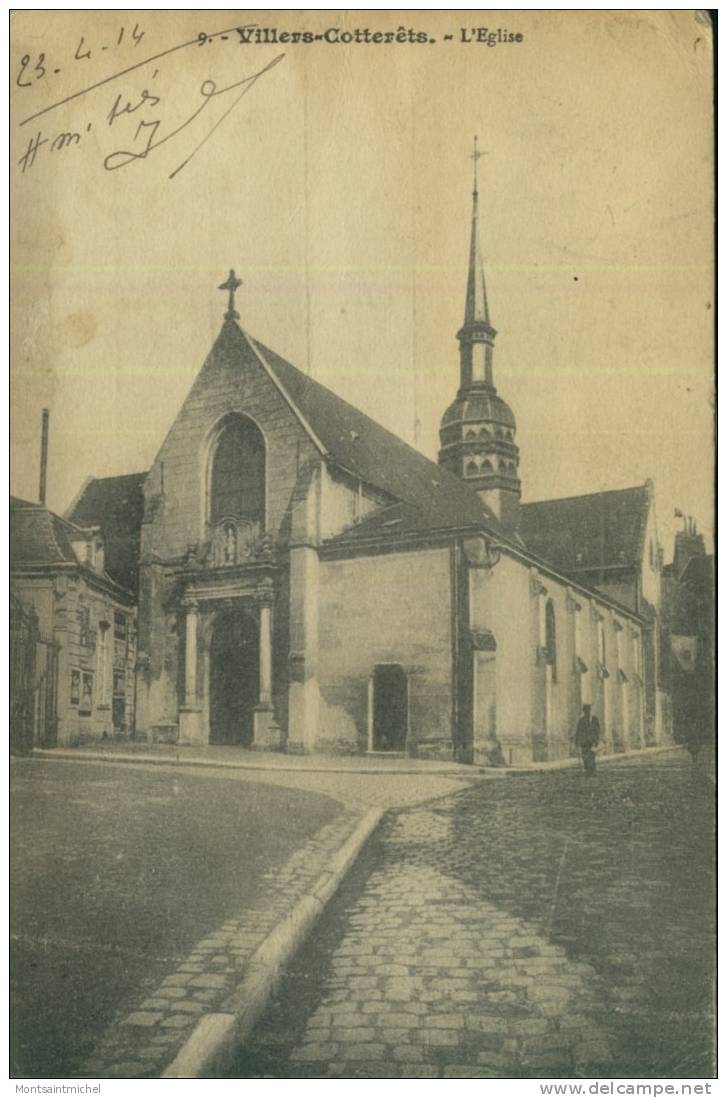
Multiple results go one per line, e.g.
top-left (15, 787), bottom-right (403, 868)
top-left (462, 137), bottom-right (493, 332)
top-left (464, 187), bottom-right (492, 329)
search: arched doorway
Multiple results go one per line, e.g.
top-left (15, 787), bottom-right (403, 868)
top-left (209, 610), bottom-right (259, 746)
top-left (372, 664), bottom-right (408, 752)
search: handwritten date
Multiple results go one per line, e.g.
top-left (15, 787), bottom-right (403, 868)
top-left (16, 24), bottom-right (144, 88)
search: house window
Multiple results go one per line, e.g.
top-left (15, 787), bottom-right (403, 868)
top-left (113, 670), bottom-right (126, 697)
top-left (545, 600), bottom-right (557, 681)
top-left (114, 612), bottom-right (127, 641)
top-left (70, 669), bottom-right (80, 706)
top-left (81, 671), bottom-right (93, 711)
top-left (97, 624), bottom-right (109, 705)
top-left (210, 416), bottom-right (265, 523)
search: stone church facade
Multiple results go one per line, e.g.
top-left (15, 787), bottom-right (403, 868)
top-left (62, 177), bottom-right (672, 764)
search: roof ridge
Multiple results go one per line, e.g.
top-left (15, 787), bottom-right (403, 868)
top-left (252, 333), bottom-right (452, 472)
top-left (244, 332), bottom-right (329, 456)
top-left (45, 510), bottom-right (72, 562)
top-left (523, 484), bottom-right (648, 508)
top-left (249, 332), bottom-right (501, 530)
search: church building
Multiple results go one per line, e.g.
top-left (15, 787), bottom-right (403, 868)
top-left (64, 165), bottom-right (671, 764)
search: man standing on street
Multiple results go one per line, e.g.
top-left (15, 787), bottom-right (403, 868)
top-left (575, 703), bottom-right (601, 776)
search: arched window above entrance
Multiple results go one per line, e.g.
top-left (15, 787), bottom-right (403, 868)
top-left (209, 416), bottom-right (265, 525)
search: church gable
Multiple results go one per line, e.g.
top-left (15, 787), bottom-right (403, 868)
top-left (142, 320), bottom-right (321, 560)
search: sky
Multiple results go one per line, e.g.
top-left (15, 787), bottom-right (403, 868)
top-left (10, 10), bottom-right (714, 560)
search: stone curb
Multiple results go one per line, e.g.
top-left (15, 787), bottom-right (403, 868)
top-left (33, 748), bottom-right (477, 778)
top-left (161, 806), bottom-right (385, 1078)
top-left (32, 743), bottom-right (684, 781)
top-left (493, 743), bottom-right (686, 775)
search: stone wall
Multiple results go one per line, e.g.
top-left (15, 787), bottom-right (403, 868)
top-left (471, 552), bottom-right (647, 764)
top-left (141, 324), bottom-right (320, 561)
top-left (317, 547), bottom-right (454, 756)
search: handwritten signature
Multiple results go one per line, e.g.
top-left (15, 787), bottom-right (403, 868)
top-left (15, 26), bottom-right (285, 180)
top-left (104, 54), bottom-right (284, 176)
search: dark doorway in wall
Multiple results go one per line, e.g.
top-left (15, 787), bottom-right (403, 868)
top-left (209, 610), bottom-right (258, 746)
top-left (372, 664), bottom-right (408, 751)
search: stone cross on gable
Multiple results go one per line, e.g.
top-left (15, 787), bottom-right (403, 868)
top-left (218, 269), bottom-right (242, 320)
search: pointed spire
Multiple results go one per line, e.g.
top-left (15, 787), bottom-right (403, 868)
top-left (464, 137), bottom-right (491, 328)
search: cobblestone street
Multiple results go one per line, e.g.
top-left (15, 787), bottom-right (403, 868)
top-left (233, 751), bottom-right (715, 1079)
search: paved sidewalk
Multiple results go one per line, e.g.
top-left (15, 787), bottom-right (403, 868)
top-left (36, 740), bottom-right (684, 777)
top-left (79, 807), bottom-right (364, 1079)
top-left (40, 751), bottom-right (478, 812)
top-left (25, 754), bottom-right (473, 1078)
top-left (36, 742), bottom-right (477, 776)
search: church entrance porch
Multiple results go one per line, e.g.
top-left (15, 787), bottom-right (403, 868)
top-left (209, 609), bottom-right (258, 746)
top-left (177, 584), bottom-right (281, 750)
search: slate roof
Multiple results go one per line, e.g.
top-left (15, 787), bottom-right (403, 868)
top-left (249, 331), bottom-right (504, 537)
top-left (65, 472), bottom-right (147, 593)
top-left (519, 485), bottom-right (650, 577)
top-left (321, 501), bottom-right (460, 550)
top-left (11, 495), bottom-right (81, 566)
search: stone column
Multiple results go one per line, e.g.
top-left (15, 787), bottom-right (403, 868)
top-left (472, 632), bottom-right (498, 767)
top-left (253, 589), bottom-right (282, 751)
top-left (179, 598), bottom-right (204, 745)
top-left (287, 467), bottom-right (321, 754)
top-left (258, 598), bottom-right (272, 709)
top-left (184, 600), bottom-right (198, 707)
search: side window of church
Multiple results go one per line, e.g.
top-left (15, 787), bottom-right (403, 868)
top-left (78, 605), bottom-right (92, 647)
top-left (210, 417), bottom-right (265, 523)
top-left (545, 600), bottom-right (557, 680)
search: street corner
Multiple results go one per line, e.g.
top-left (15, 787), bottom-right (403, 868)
top-left (10, 758), bottom-right (364, 1078)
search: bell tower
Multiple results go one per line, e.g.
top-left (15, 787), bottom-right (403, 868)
top-left (438, 139), bottom-right (521, 531)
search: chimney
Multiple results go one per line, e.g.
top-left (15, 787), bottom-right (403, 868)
top-left (39, 408), bottom-right (49, 505)
top-left (673, 518), bottom-right (705, 577)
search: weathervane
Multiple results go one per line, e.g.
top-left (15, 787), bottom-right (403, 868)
top-left (218, 269), bottom-right (242, 321)
top-left (470, 135), bottom-right (486, 195)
